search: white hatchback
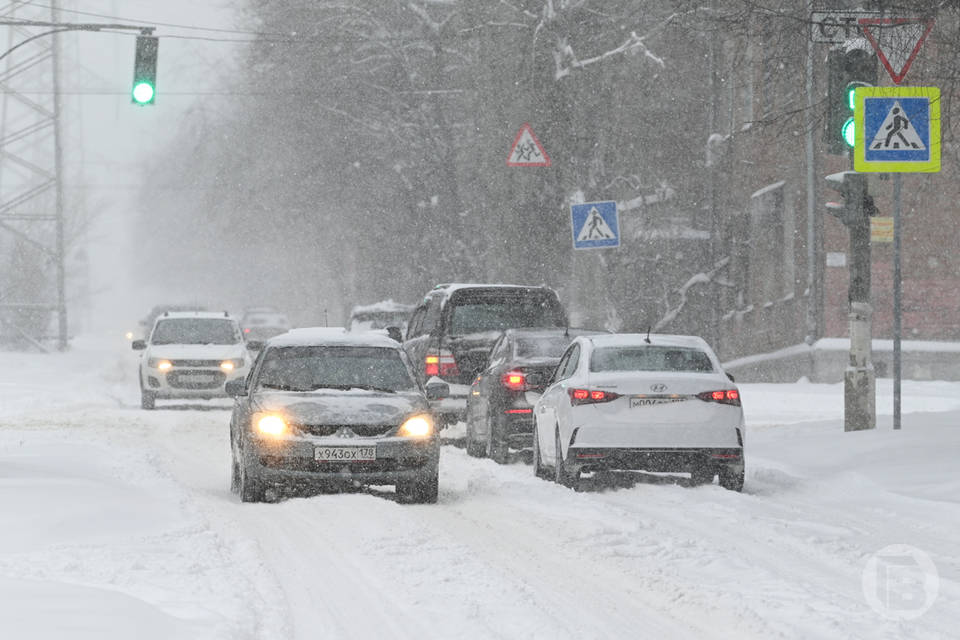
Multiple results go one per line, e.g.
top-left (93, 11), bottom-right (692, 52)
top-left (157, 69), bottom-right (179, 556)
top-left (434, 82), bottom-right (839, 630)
top-left (133, 311), bottom-right (251, 409)
top-left (532, 334), bottom-right (744, 491)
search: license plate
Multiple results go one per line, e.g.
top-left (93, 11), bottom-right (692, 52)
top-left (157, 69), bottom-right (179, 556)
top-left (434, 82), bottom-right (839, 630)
top-left (314, 446), bottom-right (376, 462)
top-left (630, 396), bottom-right (685, 408)
top-left (180, 374), bottom-right (215, 383)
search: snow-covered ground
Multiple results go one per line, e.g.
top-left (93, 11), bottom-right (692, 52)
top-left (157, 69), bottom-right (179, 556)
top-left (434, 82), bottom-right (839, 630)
top-left (1, 335), bottom-right (957, 639)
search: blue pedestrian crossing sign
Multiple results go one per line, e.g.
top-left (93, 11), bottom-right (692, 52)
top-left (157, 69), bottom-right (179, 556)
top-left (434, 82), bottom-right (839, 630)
top-left (854, 86), bottom-right (940, 173)
top-left (571, 201), bottom-right (619, 250)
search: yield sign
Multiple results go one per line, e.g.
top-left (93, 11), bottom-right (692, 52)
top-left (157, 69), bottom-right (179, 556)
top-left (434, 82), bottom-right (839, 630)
top-left (506, 123), bottom-right (550, 167)
top-left (858, 18), bottom-right (934, 84)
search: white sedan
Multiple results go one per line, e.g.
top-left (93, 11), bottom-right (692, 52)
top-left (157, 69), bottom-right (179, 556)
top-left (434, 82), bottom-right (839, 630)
top-left (532, 334), bottom-right (744, 491)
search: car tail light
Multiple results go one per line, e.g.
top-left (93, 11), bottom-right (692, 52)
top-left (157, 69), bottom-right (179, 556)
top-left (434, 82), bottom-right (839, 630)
top-left (425, 348), bottom-right (459, 378)
top-left (568, 388), bottom-right (622, 406)
top-left (504, 408), bottom-right (532, 414)
top-left (696, 389), bottom-right (741, 406)
top-left (501, 369), bottom-right (527, 391)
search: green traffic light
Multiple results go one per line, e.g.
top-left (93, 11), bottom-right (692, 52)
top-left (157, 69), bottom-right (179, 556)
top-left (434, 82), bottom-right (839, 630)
top-left (842, 116), bottom-right (856, 148)
top-left (132, 81), bottom-right (155, 104)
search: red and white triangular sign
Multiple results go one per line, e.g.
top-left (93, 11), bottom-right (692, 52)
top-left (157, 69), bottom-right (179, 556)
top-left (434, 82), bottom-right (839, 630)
top-left (858, 18), bottom-right (934, 85)
top-left (506, 123), bottom-right (550, 167)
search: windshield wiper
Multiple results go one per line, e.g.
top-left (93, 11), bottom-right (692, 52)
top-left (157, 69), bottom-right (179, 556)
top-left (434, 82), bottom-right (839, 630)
top-left (260, 383), bottom-right (311, 392)
top-left (308, 383), bottom-right (396, 393)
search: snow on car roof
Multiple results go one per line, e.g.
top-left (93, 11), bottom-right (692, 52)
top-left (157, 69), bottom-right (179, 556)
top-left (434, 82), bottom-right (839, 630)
top-left (158, 311), bottom-right (235, 320)
top-left (267, 327), bottom-right (400, 349)
top-left (349, 299), bottom-right (415, 314)
top-left (585, 333), bottom-right (713, 351)
top-left (428, 283), bottom-right (560, 303)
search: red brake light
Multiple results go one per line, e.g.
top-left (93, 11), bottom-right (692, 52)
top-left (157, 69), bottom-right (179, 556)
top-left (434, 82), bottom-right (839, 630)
top-left (425, 349), bottom-right (458, 379)
top-left (697, 389), bottom-right (741, 406)
top-left (569, 388), bottom-right (621, 406)
top-left (501, 370), bottom-right (527, 391)
top-left (243, 328), bottom-right (250, 333)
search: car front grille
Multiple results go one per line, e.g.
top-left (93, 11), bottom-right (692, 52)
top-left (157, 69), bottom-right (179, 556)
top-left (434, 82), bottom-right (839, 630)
top-left (293, 423), bottom-right (397, 438)
top-left (167, 369), bottom-right (226, 389)
top-left (170, 359), bottom-right (222, 367)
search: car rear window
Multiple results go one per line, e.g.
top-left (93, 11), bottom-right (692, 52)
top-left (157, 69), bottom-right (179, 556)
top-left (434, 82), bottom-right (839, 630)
top-left (257, 346), bottom-right (417, 392)
top-left (589, 346), bottom-right (714, 373)
top-left (151, 319), bottom-right (239, 345)
top-left (515, 336), bottom-right (571, 358)
top-left (446, 292), bottom-right (564, 335)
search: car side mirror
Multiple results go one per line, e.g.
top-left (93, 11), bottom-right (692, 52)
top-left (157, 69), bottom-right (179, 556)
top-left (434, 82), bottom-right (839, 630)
top-left (424, 376), bottom-right (449, 401)
top-left (726, 372), bottom-right (735, 383)
top-left (245, 340), bottom-right (264, 352)
top-left (132, 339), bottom-right (146, 351)
top-left (224, 379), bottom-right (247, 398)
top-left (386, 326), bottom-right (403, 342)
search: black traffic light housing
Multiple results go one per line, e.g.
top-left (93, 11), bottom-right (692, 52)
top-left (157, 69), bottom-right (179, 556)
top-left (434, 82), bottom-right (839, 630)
top-left (825, 47), bottom-right (877, 154)
top-left (132, 35), bottom-right (158, 105)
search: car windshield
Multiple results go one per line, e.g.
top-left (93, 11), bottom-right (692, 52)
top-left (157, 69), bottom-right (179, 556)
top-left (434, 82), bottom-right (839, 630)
top-left (256, 346), bottom-right (417, 392)
top-left (515, 336), bottom-right (571, 358)
top-left (447, 294), bottom-right (564, 335)
top-left (590, 346), bottom-right (714, 373)
top-left (151, 318), bottom-right (239, 345)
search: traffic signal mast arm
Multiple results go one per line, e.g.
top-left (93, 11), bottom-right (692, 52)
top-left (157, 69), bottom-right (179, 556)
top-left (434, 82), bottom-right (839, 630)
top-left (0, 21), bottom-right (154, 65)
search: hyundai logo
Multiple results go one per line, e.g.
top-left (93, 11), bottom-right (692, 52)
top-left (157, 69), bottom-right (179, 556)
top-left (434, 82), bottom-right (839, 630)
top-left (650, 383), bottom-right (667, 392)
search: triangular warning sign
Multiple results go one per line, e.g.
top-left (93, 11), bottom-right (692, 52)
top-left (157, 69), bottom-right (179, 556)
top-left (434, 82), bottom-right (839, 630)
top-left (859, 18), bottom-right (934, 85)
top-left (576, 207), bottom-right (615, 241)
top-left (868, 101), bottom-right (926, 151)
top-left (507, 123), bottom-right (550, 167)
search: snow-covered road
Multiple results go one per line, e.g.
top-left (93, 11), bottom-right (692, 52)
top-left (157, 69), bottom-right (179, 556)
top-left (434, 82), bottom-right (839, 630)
top-left (1, 336), bottom-right (957, 639)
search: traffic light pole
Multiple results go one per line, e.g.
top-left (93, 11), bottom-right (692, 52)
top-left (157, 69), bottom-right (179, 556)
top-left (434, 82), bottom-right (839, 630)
top-left (845, 177), bottom-right (875, 431)
top-left (827, 170), bottom-right (876, 432)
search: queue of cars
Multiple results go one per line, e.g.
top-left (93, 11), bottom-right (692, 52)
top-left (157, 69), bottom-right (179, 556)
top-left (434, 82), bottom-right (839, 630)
top-left (133, 285), bottom-right (745, 501)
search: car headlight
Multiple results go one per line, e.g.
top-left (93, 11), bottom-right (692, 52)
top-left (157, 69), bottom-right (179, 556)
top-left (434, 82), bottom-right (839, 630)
top-left (256, 414), bottom-right (287, 436)
top-left (220, 358), bottom-right (244, 371)
top-left (148, 358), bottom-right (172, 371)
top-left (398, 414), bottom-right (434, 438)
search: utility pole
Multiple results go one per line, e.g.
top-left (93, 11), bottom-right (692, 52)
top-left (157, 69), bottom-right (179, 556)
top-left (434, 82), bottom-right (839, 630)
top-left (51, 0), bottom-right (67, 350)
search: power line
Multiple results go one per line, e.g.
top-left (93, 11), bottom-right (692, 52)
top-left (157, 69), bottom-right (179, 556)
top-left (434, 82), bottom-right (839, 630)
top-left (20, 0), bottom-right (289, 37)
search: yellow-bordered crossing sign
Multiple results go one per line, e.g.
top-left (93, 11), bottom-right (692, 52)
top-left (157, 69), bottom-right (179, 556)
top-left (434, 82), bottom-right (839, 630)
top-left (854, 86), bottom-right (940, 173)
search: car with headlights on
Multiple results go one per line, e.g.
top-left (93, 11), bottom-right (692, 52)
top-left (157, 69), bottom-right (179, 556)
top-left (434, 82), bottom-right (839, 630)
top-left (227, 328), bottom-right (449, 503)
top-left (533, 334), bottom-right (744, 491)
top-left (465, 328), bottom-right (601, 463)
top-left (132, 311), bottom-right (250, 409)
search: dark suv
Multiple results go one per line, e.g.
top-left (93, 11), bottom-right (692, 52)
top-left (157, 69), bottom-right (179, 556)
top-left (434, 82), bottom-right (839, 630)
top-left (401, 284), bottom-right (567, 426)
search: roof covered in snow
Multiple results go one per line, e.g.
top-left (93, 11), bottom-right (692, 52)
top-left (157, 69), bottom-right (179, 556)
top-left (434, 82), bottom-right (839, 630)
top-left (266, 327), bottom-right (400, 349)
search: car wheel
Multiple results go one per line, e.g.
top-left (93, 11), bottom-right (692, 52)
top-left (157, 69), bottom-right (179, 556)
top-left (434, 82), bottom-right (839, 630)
top-left (465, 417), bottom-right (486, 458)
top-left (486, 415), bottom-right (509, 465)
top-left (239, 447), bottom-right (265, 503)
top-left (554, 430), bottom-right (578, 489)
top-left (140, 390), bottom-right (156, 410)
top-left (719, 466), bottom-right (745, 492)
top-left (690, 467), bottom-right (716, 486)
top-left (532, 425), bottom-right (550, 480)
top-left (230, 458), bottom-right (240, 494)
top-left (396, 471), bottom-right (439, 504)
